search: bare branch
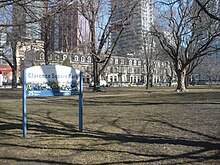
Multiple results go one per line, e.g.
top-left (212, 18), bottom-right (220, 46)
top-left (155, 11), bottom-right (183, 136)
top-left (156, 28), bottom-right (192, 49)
top-left (195, 0), bottom-right (220, 21)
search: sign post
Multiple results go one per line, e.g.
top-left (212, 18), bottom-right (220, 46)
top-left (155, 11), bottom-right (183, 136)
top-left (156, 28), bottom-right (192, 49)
top-left (22, 65), bottom-right (83, 138)
top-left (0, 71), bottom-right (3, 87)
top-left (79, 72), bottom-right (83, 132)
top-left (22, 69), bottom-right (27, 138)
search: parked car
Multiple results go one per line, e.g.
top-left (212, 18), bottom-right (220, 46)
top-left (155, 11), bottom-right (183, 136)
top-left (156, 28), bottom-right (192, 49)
top-left (89, 80), bottom-right (108, 87)
top-left (121, 82), bottom-right (131, 87)
top-left (171, 82), bottom-right (178, 86)
top-left (110, 82), bottom-right (121, 87)
top-left (136, 82), bottom-right (144, 86)
top-left (159, 82), bottom-right (170, 86)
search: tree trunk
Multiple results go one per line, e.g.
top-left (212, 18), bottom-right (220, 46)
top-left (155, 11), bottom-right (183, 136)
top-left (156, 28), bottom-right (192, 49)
top-left (176, 69), bottom-right (187, 92)
top-left (146, 59), bottom-right (150, 90)
top-left (185, 75), bottom-right (190, 88)
top-left (150, 73), bottom-right (153, 87)
top-left (11, 41), bottom-right (17, 89)
top-left (92, 57), bottom-right (97, 92)
top-left (92, 58), bottom-right (99, 92)
top-left (43, 31), bottom-right (50, 65)
top-left (11, 67), bottom-right (17, 89)
top-left (168, 76), bottom-right (172, 87)
top-left (146, 73), bottom-right (150, 89)
top-left (44, 48), bottom-right (49, 65)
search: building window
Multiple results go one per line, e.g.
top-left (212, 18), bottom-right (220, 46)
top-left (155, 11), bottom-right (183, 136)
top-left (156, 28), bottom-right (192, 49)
top-left (115, 58), bottom-right (118, 65)
top-left (138, 61), bottom-right (141, 66)
top-left (110, 58), bottom-right (113, 64)
top-left (81, 56), bottom-right (85, 62)
top-left (86, 66), bottom-right (90, 71)
top-left (134, 77), bottom-right (137, 83)
top-left (121, 59), bottom-right (124, 65)
top-left (87, 56), bottom-right (91, 63)
top-left (74, 55), bottom-right (78, 62)
top-left (48, 54), bottom-right (52, 60)
top-left (63, 55), bottom-right (67, 60)
top-left (129, 59), bottom-right (132, 65)
top-left (55, 55), bottom-right (59, 60)
top-left (110, 67), bottom-right (113, 73)
top-left (40, 53), bottom-right (44, 60)
top-left (110, 76), bottom-right (113, 82)
top-left (134, 60), bottom-right (137, 66)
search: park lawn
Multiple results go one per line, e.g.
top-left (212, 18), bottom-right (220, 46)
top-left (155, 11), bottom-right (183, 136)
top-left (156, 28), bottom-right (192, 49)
top-left (0, 86), bottom-right (220, 164)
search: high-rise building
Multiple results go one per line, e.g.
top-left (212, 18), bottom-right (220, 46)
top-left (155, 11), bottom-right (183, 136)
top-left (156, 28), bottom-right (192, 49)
top-left (12, 1), bottom-right (90, 53)
top-left (12, 0), bottom-right (44, 41)
top-left (0, 29), bottom-right (7, 47)
top-left (191, 0), bottom-right (220, 83)
top-left (49, 2), bottom-right (90, 53)
top-left (193, 0), bottom-right (220, 62)
top-left (110, 0), bottom-right (153, 57)
top-left (208, 0), bottom-right (220, 63)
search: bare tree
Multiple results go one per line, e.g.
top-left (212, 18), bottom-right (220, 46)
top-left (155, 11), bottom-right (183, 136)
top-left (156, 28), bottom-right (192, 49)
top-left (0, 1), bottom-right (43, 88)
top-left (195, 56), bottom-right (220, 86)
top-left (0, 0), bottom-right (75, 87)
top-left (0, 3), bottom-right (20, 88)
top-left (41, 1), bottom-right (80, 65)
top-left (156, 40), bottom-right (176, 87)
top-left (151, 0), bottom-right (220, 92)
top-left (78, 0), bottom-right (138, 91)
top-left (143, 35), bottom-right (156, 89)
top-left (195, 0), bottom-right (220, 21)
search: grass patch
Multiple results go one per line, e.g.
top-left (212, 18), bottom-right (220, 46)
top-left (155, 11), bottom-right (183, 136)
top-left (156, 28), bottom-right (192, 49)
top-left (0, 86), bottom-right (220, 164)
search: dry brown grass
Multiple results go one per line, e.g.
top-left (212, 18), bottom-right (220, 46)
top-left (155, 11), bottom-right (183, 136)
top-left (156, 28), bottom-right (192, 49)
top-left (0, 86), bottom-right (220, 164)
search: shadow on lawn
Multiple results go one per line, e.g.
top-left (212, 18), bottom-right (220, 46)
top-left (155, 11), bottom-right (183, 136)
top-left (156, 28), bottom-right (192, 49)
top-left (0, 112), bottom-right (219, 164)
top-left (26, 97), bottom-right (220, 108)
top-left (84, 100), bottom-right (220, 107)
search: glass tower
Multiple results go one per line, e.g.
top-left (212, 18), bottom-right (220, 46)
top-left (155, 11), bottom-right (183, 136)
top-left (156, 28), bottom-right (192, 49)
top-left (110, 0), bottom-right (153, 57)
top-left (12, 0), bottom-right (44, 41)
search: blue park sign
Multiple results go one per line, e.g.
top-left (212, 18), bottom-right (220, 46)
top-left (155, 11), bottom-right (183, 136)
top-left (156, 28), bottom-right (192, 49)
top-left (22, 65), bottom-right (83, 138)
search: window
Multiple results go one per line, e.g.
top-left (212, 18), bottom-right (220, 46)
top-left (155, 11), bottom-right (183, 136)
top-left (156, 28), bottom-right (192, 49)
top-left (63, 55), bottom-right (67, 60)
top-left (74, 55), bottom-right (78, 62)
top-left (55, 55), bottom-right (59, 60)
top-left (110, 58), bottom-right (113, 64)
top-left (138, 61), bottom-right (141, 66)
top-left (48, 54), bottom-right (52, 60)
top-left (40, 53), bottom-right (44, 60)
top-left (81, 56), bottom-right (85, 62)
top-left (134, 60), bottom-right (137, 66)
top-left (87, 56), bottom-right (91, 63)
top-left (110, 67), bottom-right (113, 73)
top-left (121, 59), bottom-right (124, 65)
top-left (129, 59), bottom-right (132, 65)
top-left (110, 76), bottom-right (113, 82)
top-left (115, 58), bottom-right (118, 65)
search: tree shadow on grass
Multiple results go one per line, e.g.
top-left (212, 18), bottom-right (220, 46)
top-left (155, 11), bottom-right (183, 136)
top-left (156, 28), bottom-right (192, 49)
top-left (84, 100), bottom-right (220, 107)
top-left (0, 157), bottom-right (80, 165)
top-left (0, 112), bottom-right (219, 164)
top-left (26, 98), bottom-right (219, 108)
top-left (0, 129), bottom-right (219, 164)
